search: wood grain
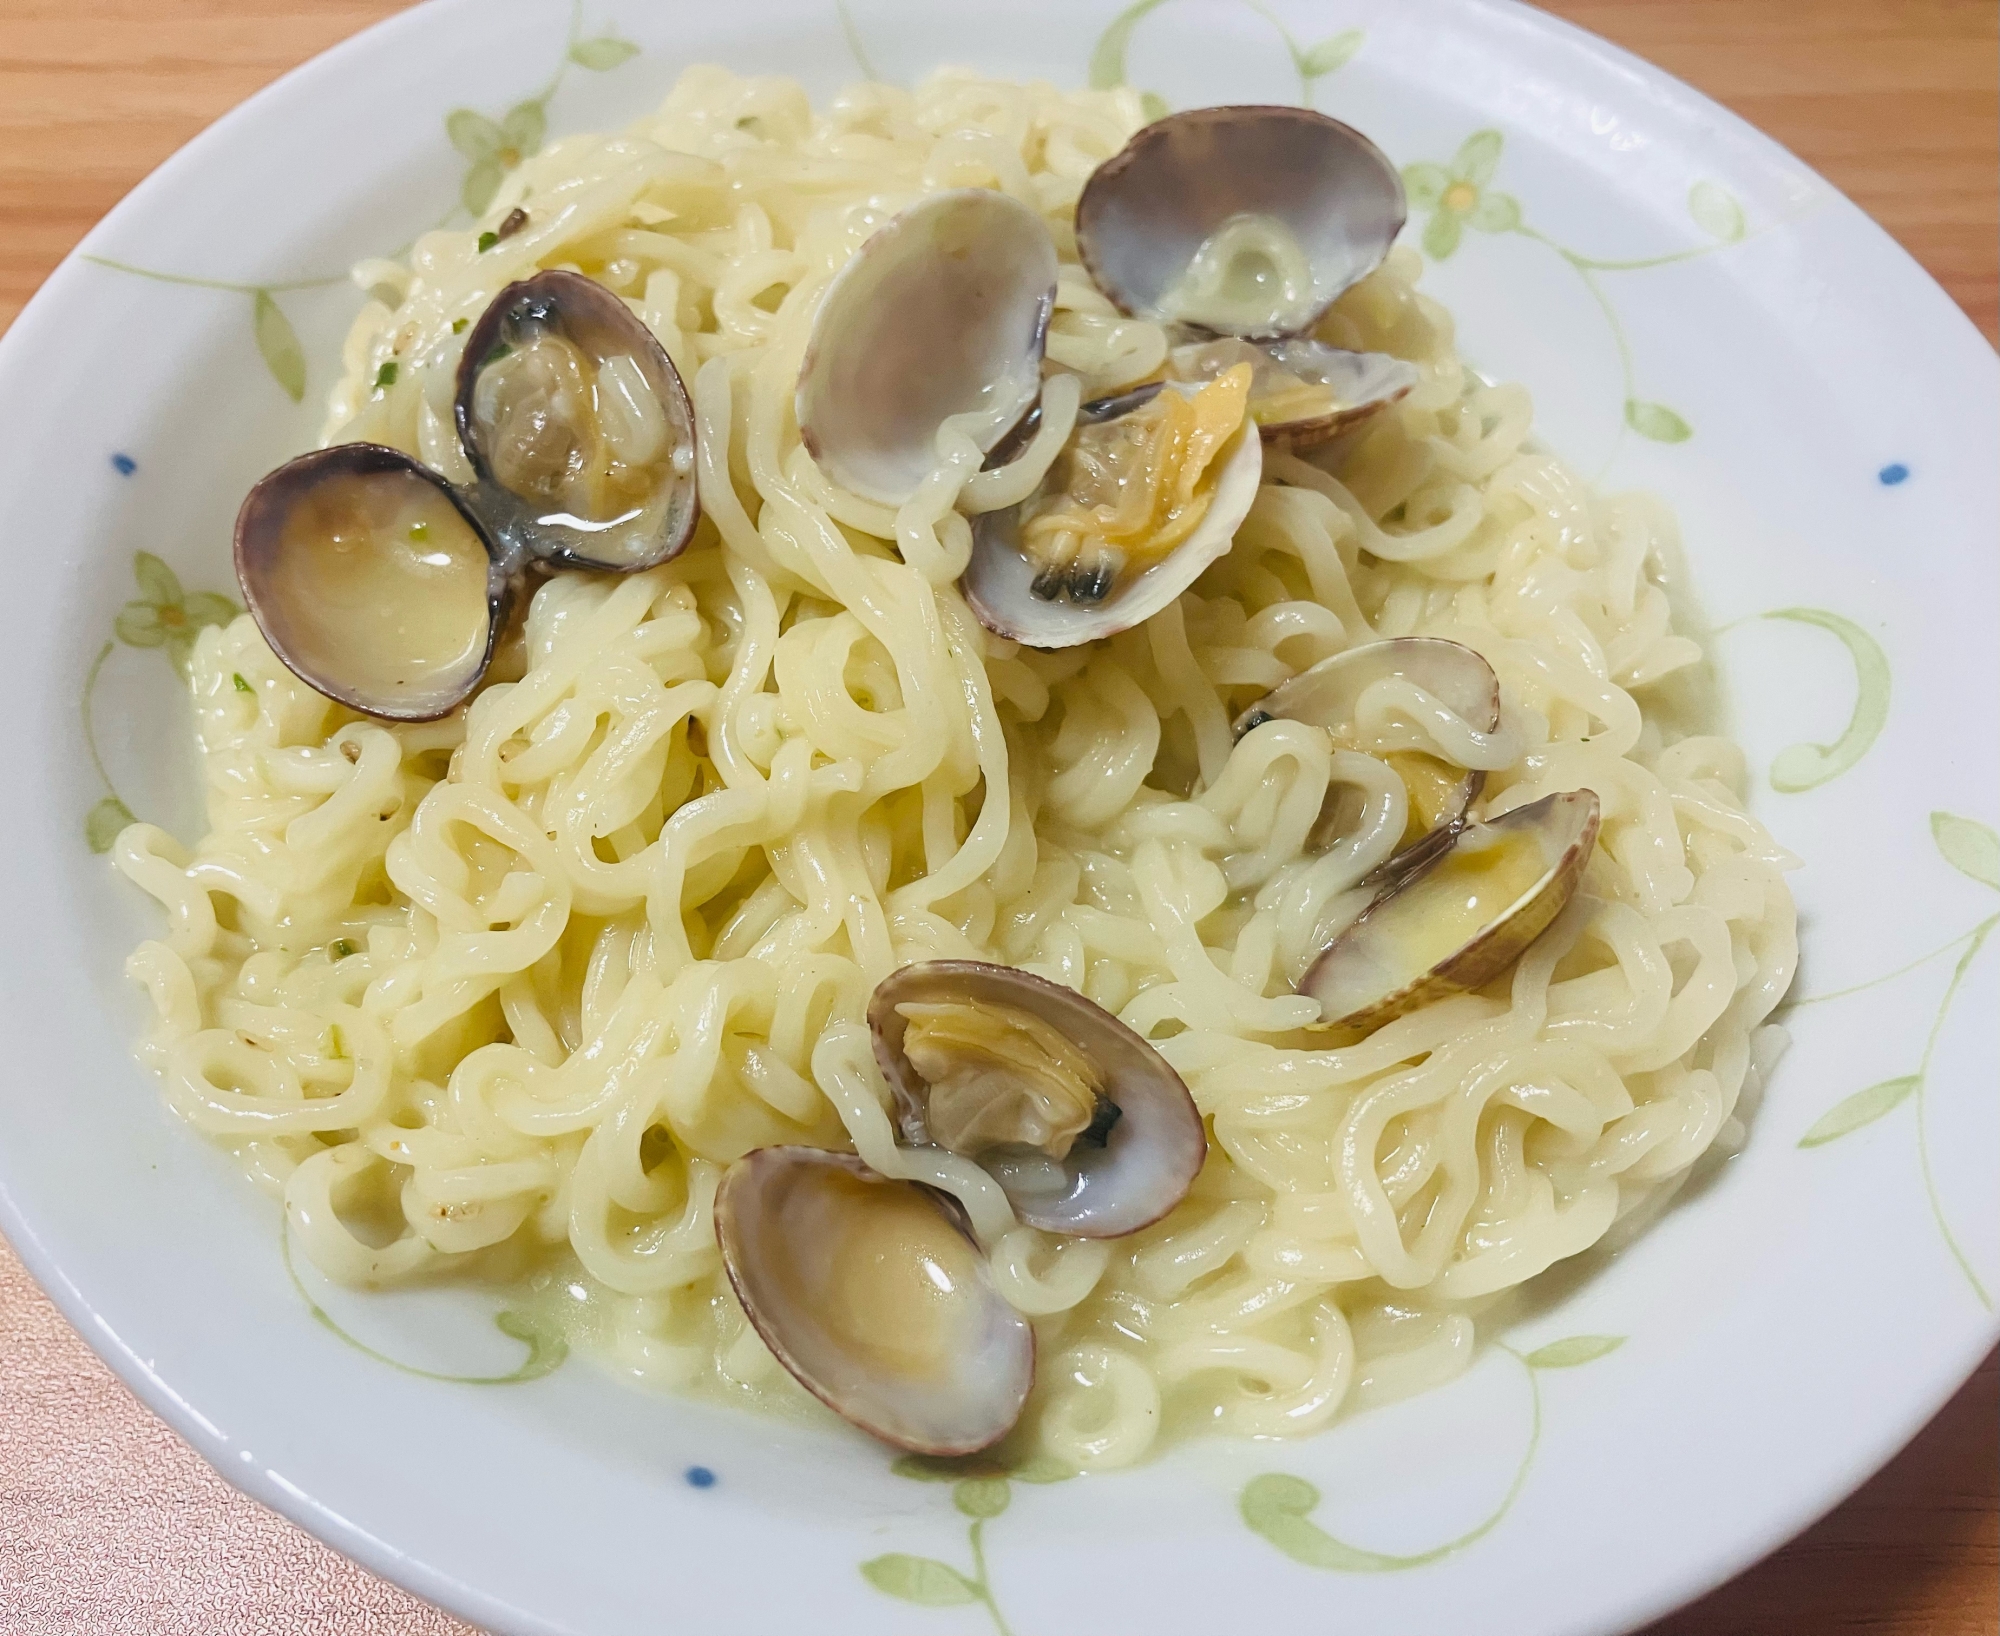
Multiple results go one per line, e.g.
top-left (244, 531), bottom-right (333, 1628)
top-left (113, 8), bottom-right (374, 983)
top-left (0, 3), bottom-right (1993, 1634)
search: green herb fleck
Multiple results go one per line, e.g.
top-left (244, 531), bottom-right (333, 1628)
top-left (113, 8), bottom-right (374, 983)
top-left (372, 360), bottom-right (399, 392)
top-left (330, 939), bottom-right (357, 961)
top-left (477, 231), bottom-right (500, 253)
top-left (408, 520), bottom-right (431, 543)
top-left (451, 317), bottom-right (469, 334)
top-left (482, 342), bottom-right (513, 367)
top-left (232, 672), bottom-right (253, 694)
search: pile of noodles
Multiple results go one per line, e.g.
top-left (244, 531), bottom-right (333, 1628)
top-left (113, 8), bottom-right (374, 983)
top-left (116, 67), bottom-right (1797, 1468)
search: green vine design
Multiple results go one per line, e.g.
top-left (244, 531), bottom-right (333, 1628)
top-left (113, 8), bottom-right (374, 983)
top-left (1241, 1336), bottom-right (1622, 1572)
top-left (1794, 813), bottom-right (1998, 1308)
top-left (1090, 0), bottom-right (1363, 116)
top-left (280, 1220), bottom-right (568, 1386)
top-left (76, 260), bottom-right (337, 404)
top-left (1751, 608), bottom-right (1891, 792)
top-left (860, 1450), bottom-right (1072, 1634)
top-left (1403, 130), bottom-right (1768, 445)
top-left (78, 1), bottom-right (638, 402)
top-left (84, 552), bottom-right (241, 853)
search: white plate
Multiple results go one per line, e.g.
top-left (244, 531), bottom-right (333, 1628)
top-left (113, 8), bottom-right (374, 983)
top-left (2, 2), bottom-right (1994, 1633)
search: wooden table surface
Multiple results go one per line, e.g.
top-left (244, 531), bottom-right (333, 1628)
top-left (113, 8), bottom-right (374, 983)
top-left (0, 3), bottom-right (1993, 1634)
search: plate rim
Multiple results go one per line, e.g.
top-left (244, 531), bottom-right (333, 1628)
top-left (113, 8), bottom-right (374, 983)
top-left (0, 2), bottom-right (1993, 1633)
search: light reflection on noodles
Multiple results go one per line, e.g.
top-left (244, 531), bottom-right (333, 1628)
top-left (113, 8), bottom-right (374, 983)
top-left (114, 67), bottom-right (1797, 1469)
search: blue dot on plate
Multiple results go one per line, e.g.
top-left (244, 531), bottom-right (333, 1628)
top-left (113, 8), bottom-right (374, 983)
top-left (1878, 462), bottom-right (1910, 486)
top-left (111, 452), bottom-right (137, 476)
top-left (685, 1465), bottom-right (717, 1489)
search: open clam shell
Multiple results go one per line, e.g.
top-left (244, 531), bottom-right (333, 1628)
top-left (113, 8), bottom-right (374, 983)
top-left (1301, 789), bottom-right (1601, 1032)
top-left (797, 188), bottom-right (1058, 507)
top-left (715, 1146), bottom-right (1034, 1456)
top-left (1075, 106), bottom-right (1405, 340)
top-left (1235, 637), bottom-right (1503, 855)
top-left (234, 443), bottom-right (510, 721)
top-left (1168, 335), bottom-right (1419, 446)
top-left (961, 380), bottom-right (1263, 650)
top-left (869, 961), bottom-right (1206, 1239)
top-left (454, 268), bottom-right (699, 573)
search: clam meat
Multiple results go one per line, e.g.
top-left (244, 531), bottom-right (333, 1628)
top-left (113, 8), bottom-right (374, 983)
top-left (869, 960), bottom-right (1206, 1238)
top-left (455, 267), bottom-right (699, 571)
top-left (236, 267), bottom-right (700, 719)
top-left (1166, 335), bottom-right (1418, 447)
top-left (961, 370), bottom-right (1263, 648)
top-left (715, 1147), bottom-right (1034, 1455)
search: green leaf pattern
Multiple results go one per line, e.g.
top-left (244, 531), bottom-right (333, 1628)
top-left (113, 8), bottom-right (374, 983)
top-left (86, 795), bottom-right (136, 855)
top-left (1299, 28), bottom-right (1364, 78)
top-left (1241, 1337), bottom-right (1621, 1572)
top-left (445, 13), bottom-right (640, 225)
top-left (1689, 179), bottom-right (1747, 242)
top-left (1931, 812), bottom-right (2000, 889)
top-left (1087, 1), bottom-right (1362, 114)
top-left (1799, 1077), bottom-right (1921, 1147)
top-left (1797, 815), bottom-right (1996, 1307)
top-left (86, 553), bottom-right (243, 850)
top-left (1403, 130), bottom-right (1513, 263)
top-left (569, 35), bottom-right (640, 71)
top-left (861, 1554), bottom-right (979, 1606)
top-left (252, 290), bottom-right (307, 402)
top-left (1524, 1334), bottom-right (1626, 1370)
top-left (862, 1450), bottom-right (1074, 1630)
top-left (1625, 399), bottom-right (1693, 442)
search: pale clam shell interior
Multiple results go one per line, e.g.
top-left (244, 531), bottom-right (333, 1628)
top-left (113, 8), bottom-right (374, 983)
top-left (1076, 107), bottom-right (1406, 339)
top-left (234, 443), bottom-right (507, 722)
top-left (796, 188), bottom-right (1057, 507)
top-left (714, 1146), bottom-right (1034, 1456)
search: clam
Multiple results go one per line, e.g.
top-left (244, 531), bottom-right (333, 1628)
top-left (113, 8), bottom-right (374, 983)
top-left (237, 268), bottom-right (700, 719)
top-left (960, 371), bottom-right (1263, 648)
top-left (715, 1147), bottom-right (1034, 1456)
top-left (1234, 638), bottom-right (1503, 855)
top-left (1165, 335), bottom-right (1418, 447)
top-left (234, 444), bottom-right (508, 721)
top-left (454, 268), bottom-right (699, 571)
top-left (1075, 107), bottom-right (1405, 340)
top-left (1073, 107), bottom-right (1414, 445)
top-left (1302, 789), bottom-right (1601, 1032)
top-left (796, 188), bottom-right (1058, 506)
top-left (868, 961), bottom-right (1205, 1238)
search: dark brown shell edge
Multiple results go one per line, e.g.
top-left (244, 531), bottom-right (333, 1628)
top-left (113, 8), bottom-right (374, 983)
top-left (1258, 371), bottom-right (1418, 448)
top-left (1299, 789), bottom-right (1602, 1034)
